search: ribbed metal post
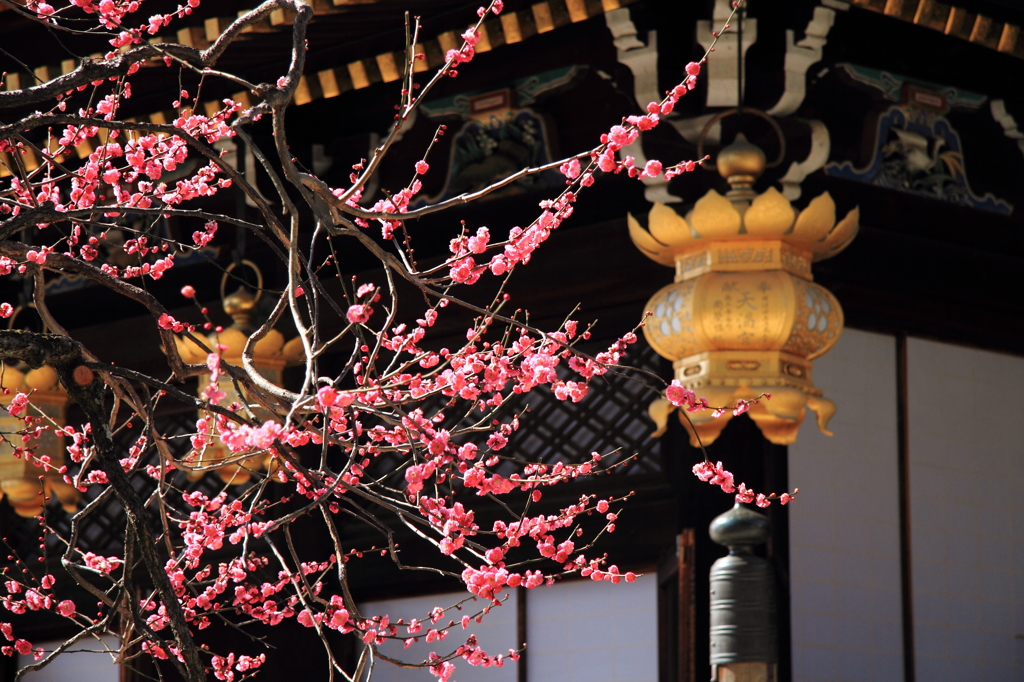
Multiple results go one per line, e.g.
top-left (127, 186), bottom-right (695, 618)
top-left (709, 503), bottom-right (776, 682)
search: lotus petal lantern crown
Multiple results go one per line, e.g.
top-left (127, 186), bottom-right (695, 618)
top-left (630, 134), bottom-right (859, 446)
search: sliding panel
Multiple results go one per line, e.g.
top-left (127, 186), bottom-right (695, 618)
top-left (788, 329), bottom-right (903, 682)
top-left (526, 573), bottom-right (657, 682)
top-left (907, 338), bottom-right (1024, 681)
top-left (361, 591), bottom-right (519, 682)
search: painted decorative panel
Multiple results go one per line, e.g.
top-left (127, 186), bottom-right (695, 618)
top-left (824, 64), bottom-right (1012, 215)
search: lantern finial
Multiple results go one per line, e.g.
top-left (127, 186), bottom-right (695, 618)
top-left (716, 133), bottom-right (765, 198)
top-left (223, 286), bottom-right (257, 333)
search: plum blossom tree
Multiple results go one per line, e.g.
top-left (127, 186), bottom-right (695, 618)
top-left (0, 1), bottom-right (793, 680)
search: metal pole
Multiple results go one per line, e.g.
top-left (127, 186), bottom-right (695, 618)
top-left (709, 503), bottom-right (776, 682)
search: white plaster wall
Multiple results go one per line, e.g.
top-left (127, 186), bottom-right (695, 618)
top-left (19, 635), bottom-right (121, 682)
top-left (526, 573), bottom-right (657, 682)
top-left (788, 328), bottom-right (904, 682)
top-left (906, 338), bottom-right (1024, 681)
top-left (361, 591), bottom-right (519, 682)
top-left (362, 576), bottom-right (656, 682)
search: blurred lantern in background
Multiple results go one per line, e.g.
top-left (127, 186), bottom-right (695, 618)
top-left (0, 307), bottom-right (79, 516)
top-left (174, 261), bottom-right (304, 483)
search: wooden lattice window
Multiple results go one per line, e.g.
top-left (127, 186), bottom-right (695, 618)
top-left (369, 338), bottom-right (667, 480)
top-left (2, 340), bottom-right (667, 565)
top-left (501, 339), bottom-right (665, 475)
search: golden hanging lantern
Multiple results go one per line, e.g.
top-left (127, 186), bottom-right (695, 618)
top-left (0, 332), bottom-right (79, 517)
top-left (173, 261), bottom-right (304, 483)
top-left (630, 132), bottom-right (859, 446)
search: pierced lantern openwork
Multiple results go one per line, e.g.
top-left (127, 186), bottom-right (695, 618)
top-left (630, 134), bottom-right (859, 446)
top-left (173, 262), bottom-right (303, 483)
top-left (0, 362), bottom-right (79, 517)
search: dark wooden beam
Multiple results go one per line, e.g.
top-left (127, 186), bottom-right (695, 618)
top-left (896, 332), bottom-right (916, 682)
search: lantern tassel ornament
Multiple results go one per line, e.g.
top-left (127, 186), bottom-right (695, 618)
top-left (630, 133), bottom-right (858, 446)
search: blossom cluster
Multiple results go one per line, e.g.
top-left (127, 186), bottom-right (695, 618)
top-left (2, 574), bottom-right (78, 662)
top-left (0, 1), bottom-right (768, 680)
